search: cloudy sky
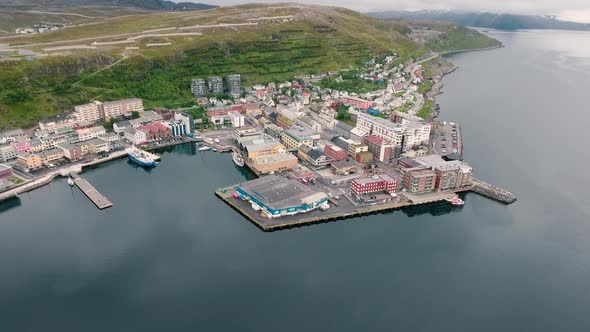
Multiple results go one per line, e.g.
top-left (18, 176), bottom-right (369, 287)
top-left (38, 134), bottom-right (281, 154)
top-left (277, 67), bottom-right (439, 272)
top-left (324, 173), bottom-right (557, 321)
top-left (198, 0), bottom-right (590, 22)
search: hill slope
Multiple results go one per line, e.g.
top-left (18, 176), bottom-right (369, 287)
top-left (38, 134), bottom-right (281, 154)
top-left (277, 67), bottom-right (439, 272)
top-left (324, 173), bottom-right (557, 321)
top-left (0, 4), bottom-right (499, 129)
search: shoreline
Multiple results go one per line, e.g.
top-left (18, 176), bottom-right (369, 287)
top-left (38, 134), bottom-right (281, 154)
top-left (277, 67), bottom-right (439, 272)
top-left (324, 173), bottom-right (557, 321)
top-left (0, 138), bottom-right (198, 203)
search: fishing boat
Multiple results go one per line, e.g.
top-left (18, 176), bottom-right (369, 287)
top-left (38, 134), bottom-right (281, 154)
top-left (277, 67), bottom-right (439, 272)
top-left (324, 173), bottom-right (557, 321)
top-left (445, 196), bottom-right (465, 206)
top-left (232, 152), bottom-right (245, 167)
top-left (126, 146), bottom-right (157, 167)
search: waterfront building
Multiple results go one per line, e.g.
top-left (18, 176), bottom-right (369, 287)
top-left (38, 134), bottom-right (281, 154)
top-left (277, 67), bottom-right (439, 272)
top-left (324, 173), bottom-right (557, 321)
top-left (166, 120), bottom-right (187, 136)
top-left (208, 76), bottom-right (224, 94)
top-left (77, 126), bottom-right (106, 142)
top-left (0, 164), bottom-right (13, 189)
top-left (124, 127), bottom-right (147, 145)
top-left (226, 74), bottom-right (241, 98)
top-left (340, 96), bottom-right (373, 110)
top-left (58, 144), bottom-right (83, 161)
top-left (138, 123), bottom-right (170, 141)
top-left (414, 155), bottom-right (473, 191)
top-left (174, 112), bottom-right (194, 135)
top-left (351, 173), bottom-right (399, 197)
top-left (16, 153), bottom-right (42, 171)
top-left (280, 126), bottom-right (320, 150)
top-left (235, 175), bottom-right (328, 218)
top-left (0, 145), bottom-right (18, 162)
top-left (37, 148), bottom-right (64, 165)
top-left (297, 144), bottom-right (333, 169)
top-left (324, 144), bottom-right (347, 162)
top-left (191, 78), bottom-right (207, 97)
top-left (402, 168), bottom-right (437, 194)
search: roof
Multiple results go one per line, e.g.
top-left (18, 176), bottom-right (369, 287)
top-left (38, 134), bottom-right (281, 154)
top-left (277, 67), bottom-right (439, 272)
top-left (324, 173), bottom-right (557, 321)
top-left (238, 175), bottom-right (326, 210)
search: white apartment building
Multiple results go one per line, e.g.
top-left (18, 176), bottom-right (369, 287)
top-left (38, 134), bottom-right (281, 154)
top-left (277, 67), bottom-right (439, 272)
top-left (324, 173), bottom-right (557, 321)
top-left (354, 113), bottom-right (431, 152)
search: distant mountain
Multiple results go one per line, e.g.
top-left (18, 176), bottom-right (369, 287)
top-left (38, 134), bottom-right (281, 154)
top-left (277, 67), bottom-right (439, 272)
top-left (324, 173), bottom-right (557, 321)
top-left (368, 11), bottom-right (590, 31)
top-left (1, 0), bottom-right (218, 11)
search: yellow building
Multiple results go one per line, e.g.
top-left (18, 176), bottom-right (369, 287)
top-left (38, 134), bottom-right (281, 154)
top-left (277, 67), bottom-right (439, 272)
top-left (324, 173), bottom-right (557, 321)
top-left (16, 153), bottom-right (42, 170)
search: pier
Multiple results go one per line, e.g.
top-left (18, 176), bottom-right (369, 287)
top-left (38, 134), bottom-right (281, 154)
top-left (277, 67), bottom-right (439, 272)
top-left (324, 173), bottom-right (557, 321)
top-left (69, 172), bottom-right (112, 210)
top-left (215, 177), bottom-right (516, 232)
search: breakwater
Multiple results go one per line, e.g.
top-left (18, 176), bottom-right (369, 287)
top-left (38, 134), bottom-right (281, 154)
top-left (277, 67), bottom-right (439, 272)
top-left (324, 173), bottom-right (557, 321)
top-left (470, 178), bottom-right (517, 204)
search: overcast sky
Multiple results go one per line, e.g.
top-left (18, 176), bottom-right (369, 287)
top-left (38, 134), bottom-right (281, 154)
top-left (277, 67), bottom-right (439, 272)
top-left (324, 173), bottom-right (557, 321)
top-left (197, 0), bottom-right (590, 23)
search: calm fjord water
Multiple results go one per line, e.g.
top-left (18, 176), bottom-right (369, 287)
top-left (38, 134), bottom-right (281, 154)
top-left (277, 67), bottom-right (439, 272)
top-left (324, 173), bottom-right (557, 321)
top-left (1, 30), bottom-right (590, 331)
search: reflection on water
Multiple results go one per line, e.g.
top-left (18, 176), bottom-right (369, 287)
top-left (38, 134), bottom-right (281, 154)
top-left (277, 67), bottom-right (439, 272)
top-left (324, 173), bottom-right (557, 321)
top-left (0, 196), bottom-right (21, 214)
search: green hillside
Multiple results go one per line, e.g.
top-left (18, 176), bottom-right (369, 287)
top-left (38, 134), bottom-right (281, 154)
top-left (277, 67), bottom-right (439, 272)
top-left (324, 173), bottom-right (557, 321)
top-left (0, 4), bottom-right (499, 129)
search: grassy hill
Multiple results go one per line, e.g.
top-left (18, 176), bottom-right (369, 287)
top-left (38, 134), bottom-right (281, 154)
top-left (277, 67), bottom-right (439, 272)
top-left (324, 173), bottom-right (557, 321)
top-left (0, 4), bottom-right (499, 129)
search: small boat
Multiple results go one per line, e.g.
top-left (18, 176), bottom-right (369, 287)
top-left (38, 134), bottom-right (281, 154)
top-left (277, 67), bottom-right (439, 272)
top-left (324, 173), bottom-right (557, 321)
top-left (232, 152), bottom-right (245, 167)
top-left (446, 197), bottom-right (465, 206)
top-left (198, 146), bottom-right (211, 151)
top-left (67, 178), bottom-right (74, 186)
top-left (319, 202), bottom-right (330, 211)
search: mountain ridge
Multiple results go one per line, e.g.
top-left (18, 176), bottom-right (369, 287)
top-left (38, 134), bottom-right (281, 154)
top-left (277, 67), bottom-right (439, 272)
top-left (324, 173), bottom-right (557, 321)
top-left (368, 10), bottom-right (590, 31)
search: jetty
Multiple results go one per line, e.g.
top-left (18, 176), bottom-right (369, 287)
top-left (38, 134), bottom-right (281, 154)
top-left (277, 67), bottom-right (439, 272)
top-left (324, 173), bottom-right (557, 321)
top-left (69, 172), bottom-right (112, 210)
top-left (470, 178), bottom-right (517, 204)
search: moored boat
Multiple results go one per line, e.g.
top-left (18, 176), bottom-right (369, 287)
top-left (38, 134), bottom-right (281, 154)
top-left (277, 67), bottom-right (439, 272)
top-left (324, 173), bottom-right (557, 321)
top-left (67, 178), bottom-right (74, 186)
top-left (198, 146), bottom-right (211, 151)
top-left (445, 196), bottom-right (465, 206)
top-left (126, 146), bottom-right (156, 167)
top-left (232, 152), bottom-right (245, 167)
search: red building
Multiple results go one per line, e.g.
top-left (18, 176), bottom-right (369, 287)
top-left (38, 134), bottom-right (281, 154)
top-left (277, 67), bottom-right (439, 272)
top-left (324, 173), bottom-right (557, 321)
top-left (324, 144), bottom-right (347, 162)
top-left (138, 122), bottom-right (170, 141)
top-left (351, 173), bottom-right (398, 196)
top-left (340, 96), bottom-right (373, 110)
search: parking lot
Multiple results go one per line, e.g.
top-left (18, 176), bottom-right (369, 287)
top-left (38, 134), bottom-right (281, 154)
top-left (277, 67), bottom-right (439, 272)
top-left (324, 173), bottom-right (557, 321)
top-left (431, 121), bottom-right (462, 157)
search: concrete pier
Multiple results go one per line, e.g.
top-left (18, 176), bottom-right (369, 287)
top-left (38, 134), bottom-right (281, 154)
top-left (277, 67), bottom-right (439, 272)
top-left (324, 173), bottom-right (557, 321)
top-left (69, 172), bottom-right (112, 210)
top-left (470, 178), bottom-right (517, 204)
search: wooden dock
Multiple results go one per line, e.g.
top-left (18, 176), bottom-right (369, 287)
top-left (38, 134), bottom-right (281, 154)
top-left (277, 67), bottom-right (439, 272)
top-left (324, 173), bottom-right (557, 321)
top-left (69, 172), bottom-right (112, 210)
